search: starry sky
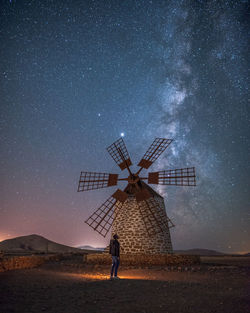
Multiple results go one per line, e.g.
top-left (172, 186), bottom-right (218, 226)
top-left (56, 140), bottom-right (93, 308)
top-left (1, 0), bottom-right (249, 253)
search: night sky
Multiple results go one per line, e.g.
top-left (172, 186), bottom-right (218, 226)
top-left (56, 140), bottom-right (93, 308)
top-left (1, 0), bottom-right (249, 253)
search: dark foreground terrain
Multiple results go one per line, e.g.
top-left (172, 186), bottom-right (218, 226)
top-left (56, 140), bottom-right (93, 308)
top-left (0, 256), bottom-right (249, 313)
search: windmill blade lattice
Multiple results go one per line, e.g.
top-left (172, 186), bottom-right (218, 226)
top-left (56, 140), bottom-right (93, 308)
top-left (137, 138), bottom-right (173, 170)
top-left (106, 137), bottom-right (132, 171)
top-left (152, 197), bottom-right (175, 229)
top-left (148, 167), bottom-right (196, 186)
top-left (137, 197), bottom-right (174, 236)
top-left (85, 190), bottom-right (126, 237)
top-left (78, 172), bottom-right (118, 191)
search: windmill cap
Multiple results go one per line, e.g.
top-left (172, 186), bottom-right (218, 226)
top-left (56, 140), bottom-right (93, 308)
top-left (113, 234), bottom-right (119, 239)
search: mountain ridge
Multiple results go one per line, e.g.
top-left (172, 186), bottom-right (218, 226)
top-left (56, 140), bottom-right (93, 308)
top-left (0, 234), bottom-right (83, 254)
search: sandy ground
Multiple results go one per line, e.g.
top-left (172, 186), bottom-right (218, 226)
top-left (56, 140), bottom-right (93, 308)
top-left (0, 256), bottom-right (249, 313)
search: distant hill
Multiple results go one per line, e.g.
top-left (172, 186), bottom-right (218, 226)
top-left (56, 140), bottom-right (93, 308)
top-left (174, 248), bottom-right (225, 256)
top-left (0, 234), bottom-right (84, 254)
top-left (78, 245), bottom-right (105, 251)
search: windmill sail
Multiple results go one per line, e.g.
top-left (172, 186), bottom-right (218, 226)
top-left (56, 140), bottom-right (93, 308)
top-left (137, 138), bottom-right (173, 170)
top-left (137, 197), bottom-right (174, 236)
top-left (78, 172), bottom-right (118, 191)
top-left (148, 167), bottom-right (196, 186)
top-left (106, 137), bottom-right (132, 171)
top-left (85, 190), bottom-right (127, 237)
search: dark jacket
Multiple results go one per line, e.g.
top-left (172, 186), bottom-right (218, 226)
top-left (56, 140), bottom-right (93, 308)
top-left (109, 239), bottom-right (120, 257)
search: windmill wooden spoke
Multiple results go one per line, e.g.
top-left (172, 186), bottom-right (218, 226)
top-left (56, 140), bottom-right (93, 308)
top-left (78, 172), bottom-right (119, 191)
top-left (148, 167), bottom-right (196, 186)
top-left (137, 138), bottom-right (173, 171)
top-left (106, 137), bottom-right (132, 171)
top-left (85, 190), bottom-right (125, 238)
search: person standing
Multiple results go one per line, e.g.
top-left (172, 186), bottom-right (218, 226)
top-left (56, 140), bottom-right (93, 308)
top-left (109, 234), bottom-right (120, 280)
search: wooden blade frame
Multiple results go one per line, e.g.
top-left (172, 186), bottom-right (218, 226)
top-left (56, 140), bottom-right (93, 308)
top-left (155, 195), bottom-right (175, 228)
top-left (137, 138), bottom-right (173, 170)
top-left (137, 197), bottom-right (174, 236)
top-left (78, 172), bottom-right (118, 191)
top-left (85, 189), bottom-right (128, 237)
top-left (148, 167), bottom-right (196, 186)
top-left (107, 137), bottom-right (132, 171)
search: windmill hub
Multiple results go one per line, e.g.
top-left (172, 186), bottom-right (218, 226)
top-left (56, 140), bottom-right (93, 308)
top-left (128, 173), bottom-right (140, 185)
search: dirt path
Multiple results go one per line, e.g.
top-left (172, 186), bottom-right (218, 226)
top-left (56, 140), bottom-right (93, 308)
top-left (0, 261), bottom-right (249, 313)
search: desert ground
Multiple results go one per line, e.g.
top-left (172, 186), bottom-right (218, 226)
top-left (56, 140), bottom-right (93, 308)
top-left (0, 255), bottom-right (249, 313)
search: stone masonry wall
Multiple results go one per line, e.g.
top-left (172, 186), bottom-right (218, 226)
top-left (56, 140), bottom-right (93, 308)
top-left (0, 255), bottom-right (45, 272)
top-left (87, 253), bottom-right (200, 266)
top-left (111, 195), bottom-right (173, 254)
top-left (0, 253), bottom-right (87, 272)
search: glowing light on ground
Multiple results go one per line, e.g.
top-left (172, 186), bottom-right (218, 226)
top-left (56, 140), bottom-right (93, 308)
top-left (79, 273), bottom-right (150, 280)
top-left (59, 272), bottom-right (163, 281)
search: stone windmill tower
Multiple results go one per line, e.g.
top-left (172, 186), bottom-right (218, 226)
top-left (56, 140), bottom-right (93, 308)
top-left (78, 137), bottom-right (196, 255)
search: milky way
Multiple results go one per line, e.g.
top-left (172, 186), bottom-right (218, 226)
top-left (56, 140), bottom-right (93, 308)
top-left (1, 0), bottom-right (249, 252)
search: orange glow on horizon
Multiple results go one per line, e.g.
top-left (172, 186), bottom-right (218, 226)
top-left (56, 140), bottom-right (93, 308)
top-left (0, 233), bottom-right (17, 243)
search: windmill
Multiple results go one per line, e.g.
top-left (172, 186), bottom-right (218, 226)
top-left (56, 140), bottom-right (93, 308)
top-left (77, 137), bottom-right (196, 254)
